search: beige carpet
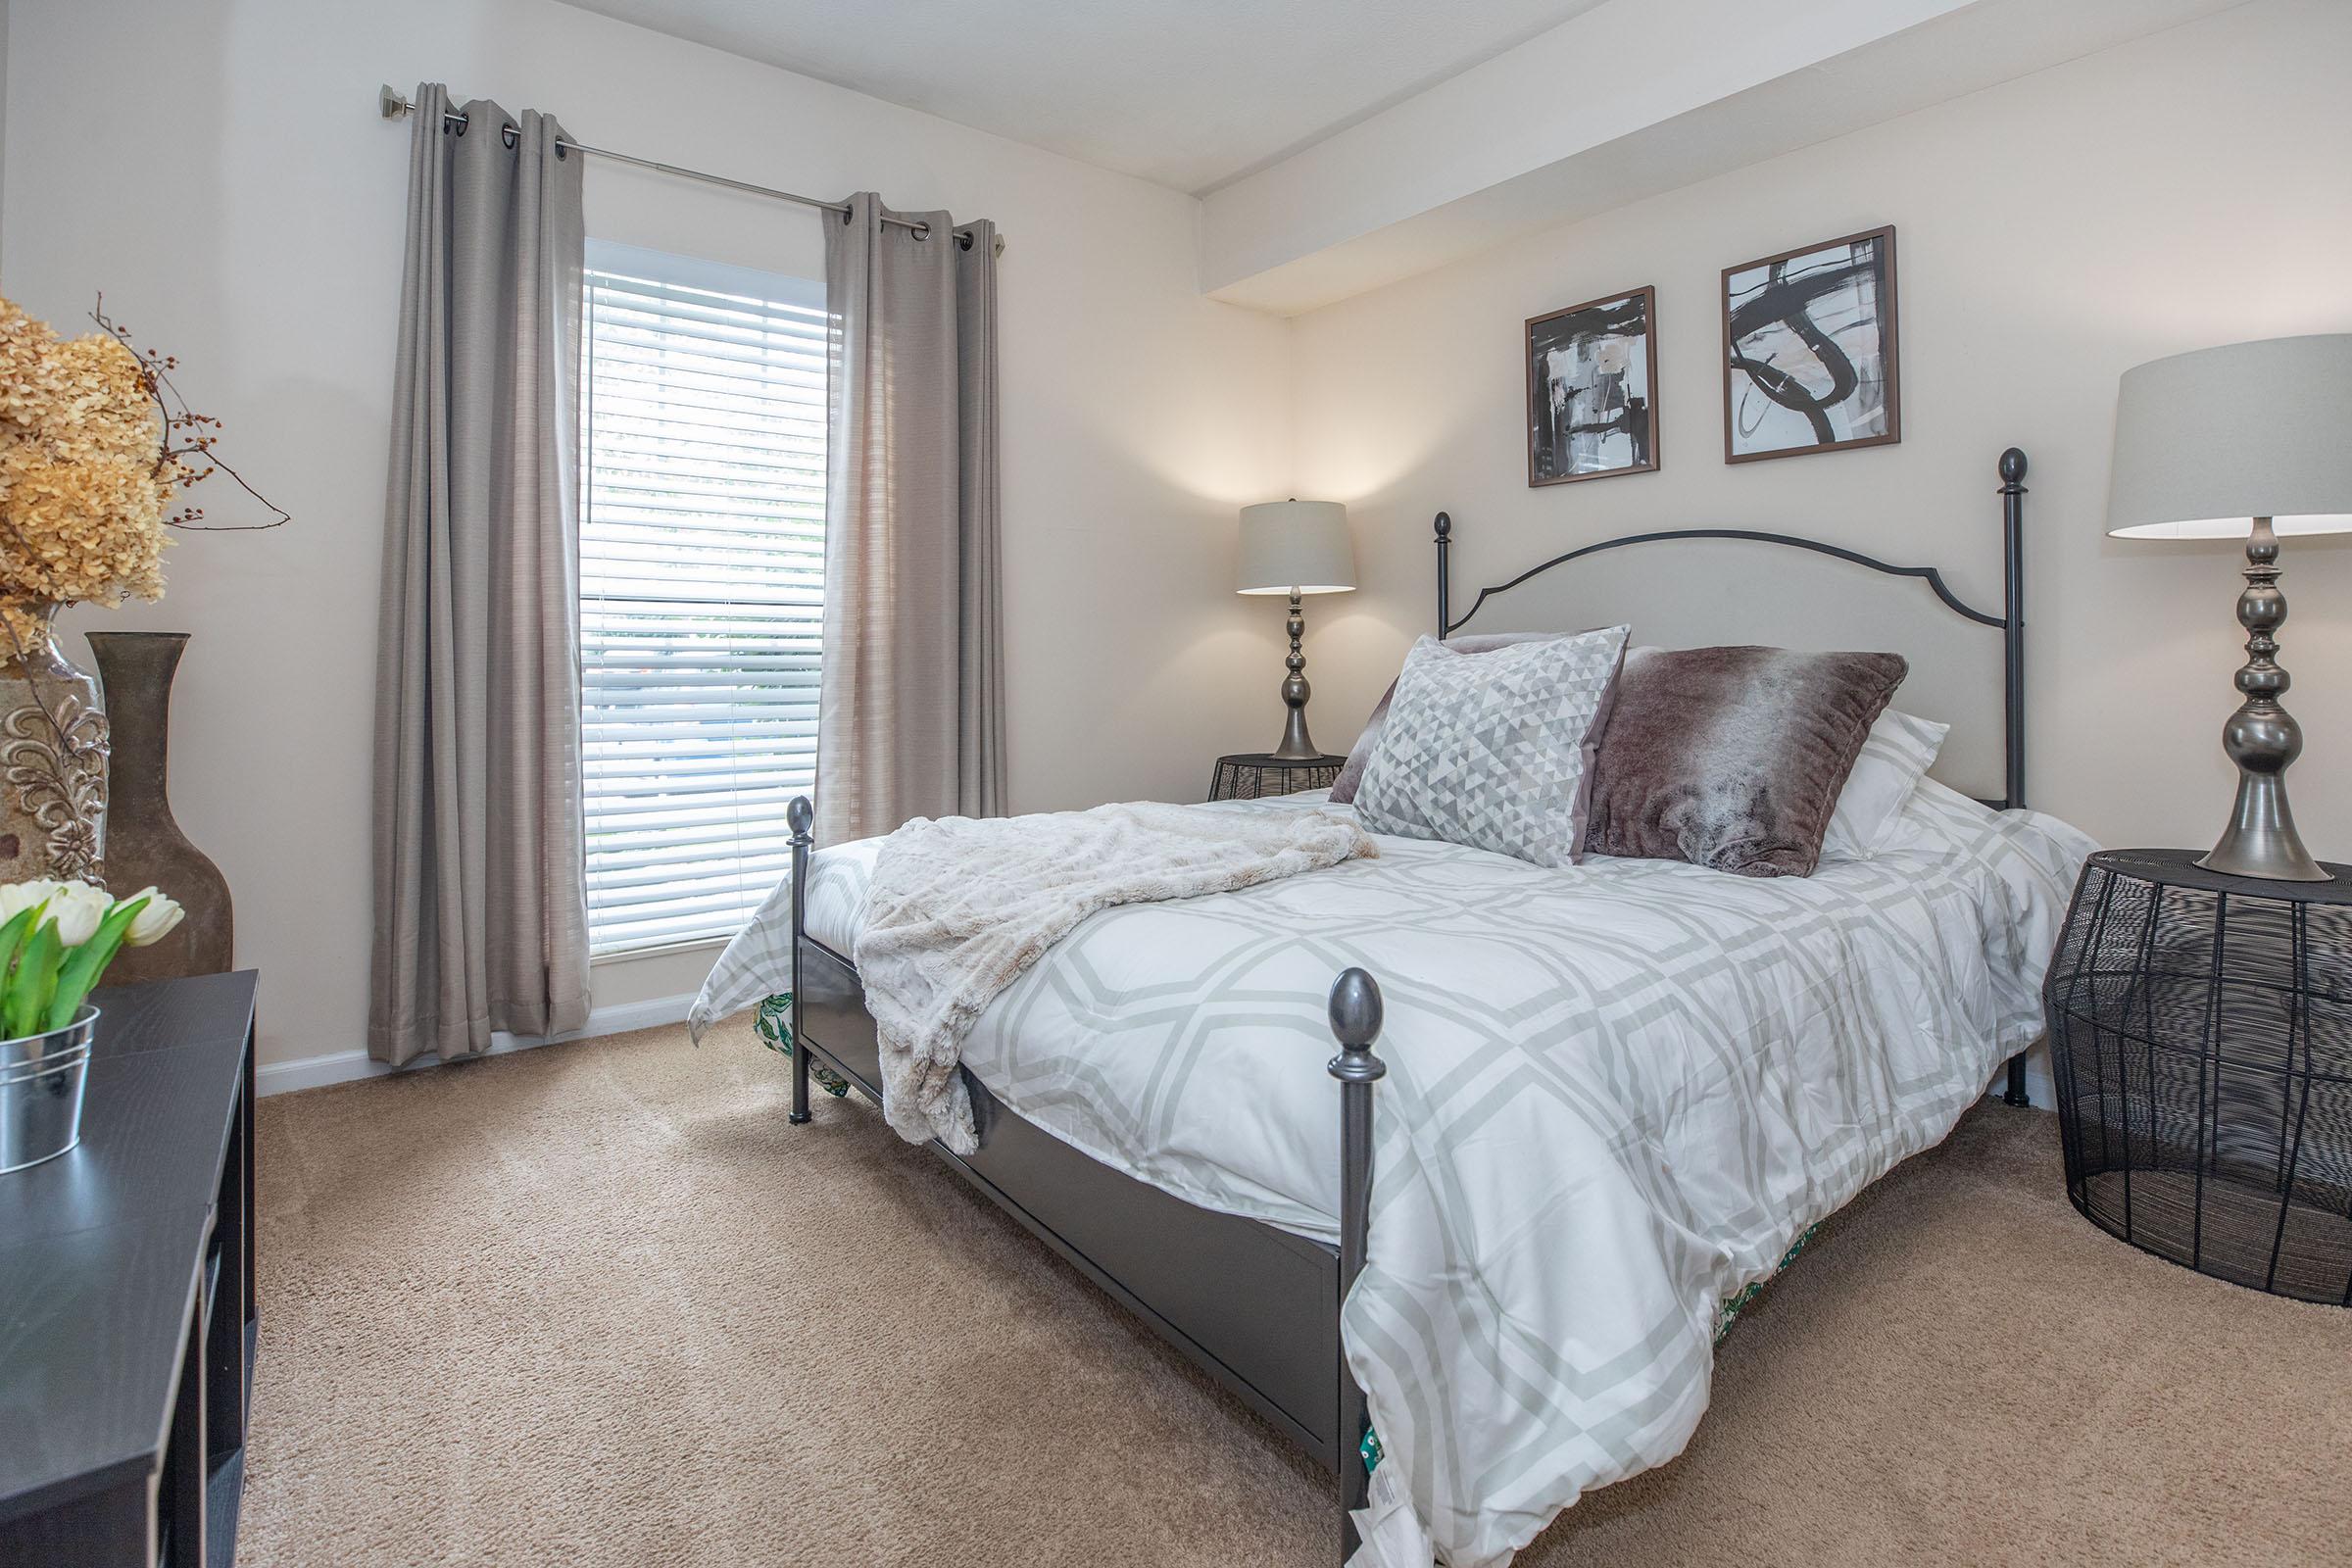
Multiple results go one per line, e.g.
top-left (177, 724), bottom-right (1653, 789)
top-left (243, 1022), bottom-right (2352, 1568)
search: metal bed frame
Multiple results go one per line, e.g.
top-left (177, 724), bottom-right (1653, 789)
top-left (779, 446), bottom-right (2034, 1563)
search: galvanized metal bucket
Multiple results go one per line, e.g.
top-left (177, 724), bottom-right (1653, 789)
top-left (0, 1005), bottom-right (98, 1174)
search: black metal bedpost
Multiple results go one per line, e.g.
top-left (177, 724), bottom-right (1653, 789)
top-left (1328, 968), bottom-right (1386, 1561)
top-left (1434, 512), bottom-right (1452, 639)
top-left (1998, 449), bottom-right (2034, 1109)
top-left (788, 794), bottom-right (814, 1125)
top-left (1999, 448), bottom-right (2028, 812)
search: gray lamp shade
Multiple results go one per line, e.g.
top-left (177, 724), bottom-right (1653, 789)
top-left (2107, 333), bottom-right (2352, 539)
top-left (1238, 500), bottom-right (1355, 595)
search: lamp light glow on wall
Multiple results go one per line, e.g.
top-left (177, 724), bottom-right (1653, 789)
top-left (1237, 500), bottom-right (1355, 760)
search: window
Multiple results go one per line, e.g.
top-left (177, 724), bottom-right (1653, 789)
top-left (580, 242), bottom-right (826, 956)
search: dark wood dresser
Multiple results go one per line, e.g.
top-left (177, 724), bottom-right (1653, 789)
top-left (0, 971), bottom-right (260, 1567)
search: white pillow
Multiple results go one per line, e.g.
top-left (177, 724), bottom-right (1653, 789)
top-left (1820, 709), bottom-right (1949, 860)
top-left (1352, 626), bottom-right (1630, 868)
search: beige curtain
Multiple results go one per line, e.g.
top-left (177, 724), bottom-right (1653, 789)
top-left (816, 193), bottom-right (1006, 846)
top-left (368, 83), bottom-right (591, 1065)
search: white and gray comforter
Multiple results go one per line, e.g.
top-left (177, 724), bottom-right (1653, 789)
top-left (853, 800), bottom-right (1375, 1153)
top-left (691, 781), bottom-right (2094, 1566)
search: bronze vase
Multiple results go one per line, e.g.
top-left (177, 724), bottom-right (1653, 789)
top-left (0, 602), bottom-right (109, 885)
top-left (86, 632), bottom-right (233, 983)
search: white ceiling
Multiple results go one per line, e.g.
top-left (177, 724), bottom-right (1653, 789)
top-left (549, 0), bottom-right (1607, 195)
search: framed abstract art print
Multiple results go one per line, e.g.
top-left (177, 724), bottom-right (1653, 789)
top-left (1722, 225), bottom-right (1899, 464)
top-left (1528, 285), bottom-right (1658, 486)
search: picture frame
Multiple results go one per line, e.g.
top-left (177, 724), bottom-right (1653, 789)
top-left (1721, 225), bottom-right (1900, 464)
top-left (1527, 285), bottom-right (1659, 486)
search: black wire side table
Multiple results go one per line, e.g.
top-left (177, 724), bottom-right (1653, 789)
top-left (1207, 752), bottom-right (1348, 803)
top-left (2043, 849), bottom-right (2352, 1304)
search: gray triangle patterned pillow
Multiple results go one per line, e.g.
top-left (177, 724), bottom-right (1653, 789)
top-left (1352, 626), bottom-right (1630, 868)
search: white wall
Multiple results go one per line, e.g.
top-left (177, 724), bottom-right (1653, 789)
top-left (1288, 0), bottom-right (2352, 856)
top-left (0, 0), bottom-right (8, 250)
top-left (0, 0), bottom-right (1291, 1069)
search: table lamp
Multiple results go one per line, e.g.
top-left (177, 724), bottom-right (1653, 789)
top-left (1237, 500), bottom-right (1355, 760)
top-left (2107, 333), bottom-right (2352, 881)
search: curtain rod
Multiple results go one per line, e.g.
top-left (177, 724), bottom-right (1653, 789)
top-left (376, 85), bottom-right (1003, 256)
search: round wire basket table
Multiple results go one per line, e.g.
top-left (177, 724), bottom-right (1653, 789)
top-left (2043, 848), bottom-right (2352, 1304)
top-left (1207, 752), bottom-right (1348, 803)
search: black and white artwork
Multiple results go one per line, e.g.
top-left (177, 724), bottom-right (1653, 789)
top-left (1722, 226), bottom-right (1900, 463)
top-left (1527, 286), bottom-right (1658, 486)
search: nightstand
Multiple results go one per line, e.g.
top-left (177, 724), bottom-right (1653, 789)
top-left (2043, 848), bottom-right (2352, 1303)
top-left (1208, 752), bottom-right (1348, 802)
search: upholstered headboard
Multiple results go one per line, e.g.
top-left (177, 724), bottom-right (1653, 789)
top-left (1436, 448), bottom-right (2028, 808)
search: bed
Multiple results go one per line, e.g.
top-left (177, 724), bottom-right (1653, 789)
top-left (690, 447), bottom-right (2095, 1566)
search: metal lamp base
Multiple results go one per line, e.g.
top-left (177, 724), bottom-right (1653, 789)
top-left (1269, 590), bottom-right (1323, 760)
top-left (2199, 784), bottom-right (2328, 881)
top-left (1271, 709), bottom-right (1321, 761)
top-left (2201, 517), bottom-right (2331, 883)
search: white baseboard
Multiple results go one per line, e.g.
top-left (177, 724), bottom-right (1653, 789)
top-left (255, 991), bottom-right (701, 1098)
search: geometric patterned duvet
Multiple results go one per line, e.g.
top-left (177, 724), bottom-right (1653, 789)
top-left (691, 781), bottom-right (2095, 1566)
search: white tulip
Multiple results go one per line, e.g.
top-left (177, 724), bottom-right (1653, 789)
top-left (46, 883), bottom-right (111, 947)
top-left (122, 889), bottom-right (186, 948)
top-left (0, 879), bottom-right (62, 927)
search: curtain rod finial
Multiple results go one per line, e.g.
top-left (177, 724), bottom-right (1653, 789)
top-left (379, 83), bottom-right (413, 121)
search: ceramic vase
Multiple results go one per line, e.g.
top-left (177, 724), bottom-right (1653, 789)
top-left (0, 603), bottom-right (109, 885)
top-left (86, 632), bottom-right (233, 983)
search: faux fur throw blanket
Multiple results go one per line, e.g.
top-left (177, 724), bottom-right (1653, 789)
top-left (855, 802), bottom-right (1376, 1154)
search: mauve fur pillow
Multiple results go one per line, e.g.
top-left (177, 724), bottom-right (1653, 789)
top-left (1329, 632), bottom-right (1570, 805)
top-left (1582, 646), bottom-right (1907, 877)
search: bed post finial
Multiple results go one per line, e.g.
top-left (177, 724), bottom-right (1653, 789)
top-left (1329, 969), bottom-right (1385, 1060)
top-left (1434, 513), bottom-right (1453, 639)
top-left (787, 794), bottom-right (815, 1124)
top-left (1999, 447), bottom-right (2028, 487)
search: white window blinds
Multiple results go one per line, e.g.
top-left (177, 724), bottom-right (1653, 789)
top-left (581, 242), bottom-right (827, 956)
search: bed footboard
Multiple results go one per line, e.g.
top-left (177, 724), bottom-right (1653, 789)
top-left (778, 802), bottom-right (1380, 1564)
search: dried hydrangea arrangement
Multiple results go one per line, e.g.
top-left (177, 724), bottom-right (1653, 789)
top-left (0, 294), bottom-right (285, 649)
top-left (0, 294), bottom-right (286, 887)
